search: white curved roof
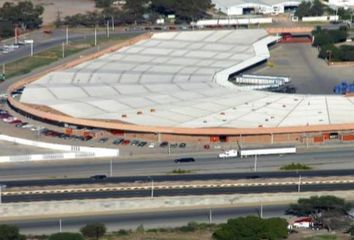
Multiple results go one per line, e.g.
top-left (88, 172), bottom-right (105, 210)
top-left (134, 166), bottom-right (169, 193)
top-left (20, 30), bottom-right (354, 129)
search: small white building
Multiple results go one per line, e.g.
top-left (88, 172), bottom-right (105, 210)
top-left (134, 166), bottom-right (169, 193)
top-left (328, 0), bottom-right (354, 8)
top-left (212, 0), bottom-right (302, 15)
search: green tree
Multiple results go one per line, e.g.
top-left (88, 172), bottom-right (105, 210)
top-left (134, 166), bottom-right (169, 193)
top-left (287, 195), bottom-right (351, 216)
top-left (151, 0), bottom-right (211, 22)
top-left (95, 0), bottom-right (113, 8)
top-left (0, 225), bottom-right (25, 240)
top-left (80, 223), bottom-right (107, 240)
top-left (295, 1), bottom-right (312, 18)
top-left (212, 216), bottom-right (288, 240)
top-left (309, 0), bottom-right (324, 16)
top-left (0, 1), bottom-right (44, 29)
top-left (48, 232), bottom-right (84, 240)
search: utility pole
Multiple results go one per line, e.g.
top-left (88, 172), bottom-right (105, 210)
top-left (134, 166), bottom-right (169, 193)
top-left (62, 42), bottom-right (65, 58)
top-left (2, 63), bottom-right (5, 75)
top-left (66, 26), bottom-right (69, 45)
top-left (260, 202), bottom-right (263, 218)
top-left (254, 155), bottom-right (258, 172)
top-left (298, 175), bottom-right (301, 193)
top-left (0, 185), bottom-right (2, 204)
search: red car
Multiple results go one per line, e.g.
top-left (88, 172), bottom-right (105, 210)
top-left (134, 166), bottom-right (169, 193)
top-left (122, 139), bottom-right (130, 145)
top-left (9, 119), bottom-right (22, 124)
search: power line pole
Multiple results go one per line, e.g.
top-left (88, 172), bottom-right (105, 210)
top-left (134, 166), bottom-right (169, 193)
top-left (2, 63), bottom-right (5, 75)
top-left (151, 178), bottom-right (154, 199)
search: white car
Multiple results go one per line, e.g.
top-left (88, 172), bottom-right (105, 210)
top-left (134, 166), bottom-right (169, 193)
top-left (148, 142), bottom-right (155, 148)
top-left (218, 149), bottom-right (238, 158)
top-left (3, 117), bottom-right (16, 123)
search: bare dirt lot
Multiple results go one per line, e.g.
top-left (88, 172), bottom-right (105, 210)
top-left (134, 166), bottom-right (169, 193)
top-left (250, 43), bottom-right (354, 94)
top-left (0, 0), bottom-right (95, 25)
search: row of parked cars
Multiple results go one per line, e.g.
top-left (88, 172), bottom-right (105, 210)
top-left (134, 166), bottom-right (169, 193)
top-left (0, 109), bottom-right (37, 130)
top-left (109, 138), bottom-right (187, 149)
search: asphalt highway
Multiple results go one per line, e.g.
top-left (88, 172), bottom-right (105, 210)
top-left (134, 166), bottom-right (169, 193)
top-left (3, 182), bottom-right (354, 203)
top-left (1, 205), bottom-right (287, 234)
top-left (1, 168), bottom-right (354, 188)
top-left (1, 148), bottom-right (354, 181)
top-left (0, 31), bottom-right (143, 64)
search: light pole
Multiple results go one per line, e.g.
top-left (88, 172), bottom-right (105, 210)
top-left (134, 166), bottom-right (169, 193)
top-left (110, 159), bottom-right (113, 177)
top-left (66, 26), bottom-right (69, 45)
top-left (30, 41), bottom-right (34, 56)
top-left (59, 219), bottom-right (62, 232)
top-left (106, 20), bottom-right (110, 38)
top-left (148, 177), bottom-right (154, 199)
top-left (62, 42), bottom-right (65, 58)
top-left (298, 174), bottom-right (302, 193)
top-left (209, 208), bottom-right (213, 223)
top-left (2, 63), bottom-right (5, 75)
top-left (254, 155), bottom-right (258, 172)
top-left (111, 16), bottom-right (115, 31)
top-left (94, 27), bottom-right (97, 46)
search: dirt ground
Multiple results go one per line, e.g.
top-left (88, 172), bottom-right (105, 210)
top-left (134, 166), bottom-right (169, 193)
top-left (0, 0), bottom-right (95, 25)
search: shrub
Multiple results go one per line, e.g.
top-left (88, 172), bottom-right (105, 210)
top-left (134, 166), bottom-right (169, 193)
top-left (48, 232), bottom-right (84, 240)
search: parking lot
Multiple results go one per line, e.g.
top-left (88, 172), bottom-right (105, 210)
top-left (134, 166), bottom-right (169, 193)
top-left (250, 43), bottom-right (354, 94)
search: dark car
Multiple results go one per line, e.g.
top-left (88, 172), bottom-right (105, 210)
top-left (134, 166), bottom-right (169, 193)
top-left (98, 138), bottom-right (108, 143)
top-left (138, 141), bottom-right (147, 147)
top-left (246, 175), bottom-right (260, 179)
top-left (179, 143), bottom-right (186, 148)
top-left (90, 175), bottom-right (107, 180)
top-left (174, 157), bottom-right (195, 163)
top-left (170, 143), bottom-right (178, 148)
top-left (113, 138), bottom-right (124, 145)
top-left (160, 141), bottom-right (169, 148)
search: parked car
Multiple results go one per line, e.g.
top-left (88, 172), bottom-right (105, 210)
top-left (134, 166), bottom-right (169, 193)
top-left (122, 139), bottom-right (130, 145)
top-left (204, 144), bottom-right (210, 150)
top-left (160, 141), bottom-right (169, 148)
top-left (15, 122), bottom-right (27, 128)
top-left (113, 138), bottom-right (124, 145)
top-left (148, 142), bottom-right (155, 148)
top-left (170, 143), bottom-right (178, 148)
top-left (9, 119), bottom-right (22, 125)
top-left (3, 117), bottom-right (17, 123)
top-left (174, 157), bottom-right (195, 163)
top-left (138, 141), bottom-right (147, 147)
top-left (131, 140), bottom-right (140, 146)
top-left (98, 138), bottom-right (108, 143)
top-left (179, 143), bottom-right (186, 148)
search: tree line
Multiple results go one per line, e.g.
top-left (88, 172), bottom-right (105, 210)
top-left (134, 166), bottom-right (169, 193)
top-left (0, 1), bottom-right (43, 38)
top-left (62, 0), bottom-right (211, 27)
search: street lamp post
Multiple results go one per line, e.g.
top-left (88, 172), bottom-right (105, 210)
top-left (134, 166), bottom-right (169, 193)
top-left (254, 155), bottom-right (258, 172)
top-left (110, 159), bottom-right (113, 177)
top-left (298, 174), bottom-right (302, 193)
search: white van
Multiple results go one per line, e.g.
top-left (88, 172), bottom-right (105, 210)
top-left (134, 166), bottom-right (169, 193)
top-left (218, 149), bottom-right (238, 158)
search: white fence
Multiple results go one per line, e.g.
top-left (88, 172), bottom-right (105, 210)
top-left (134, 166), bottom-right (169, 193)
top-left (0, 134), bottom-right (119, 162)
top-left (192, 18), bottom-right (273, 27)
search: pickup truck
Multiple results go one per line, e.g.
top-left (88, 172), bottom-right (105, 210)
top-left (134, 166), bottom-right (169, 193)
top-left (218, 149), bottom-right (238, 158)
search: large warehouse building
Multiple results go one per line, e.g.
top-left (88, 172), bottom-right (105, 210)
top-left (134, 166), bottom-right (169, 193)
top-left (212, 0), bottom-right (302, 15)
top-left (8, 29), bottom-right (354, 144)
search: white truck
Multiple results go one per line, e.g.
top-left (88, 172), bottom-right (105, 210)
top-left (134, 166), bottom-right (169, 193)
top-left (218, 149), bottom-right (238, 158)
